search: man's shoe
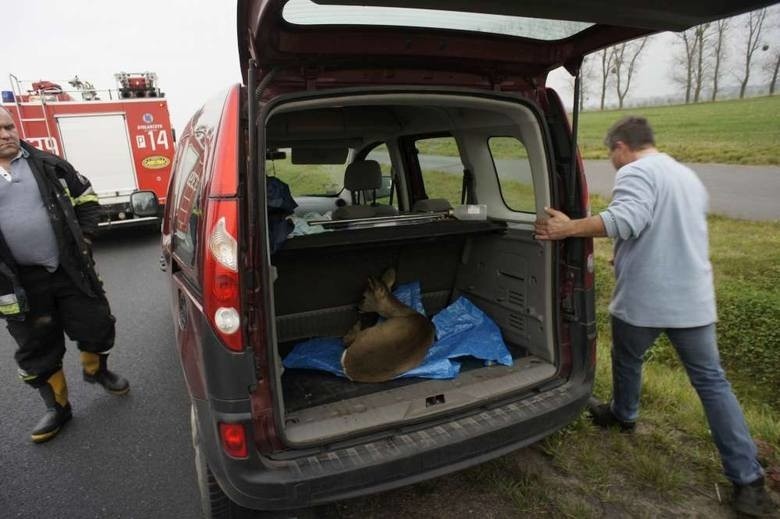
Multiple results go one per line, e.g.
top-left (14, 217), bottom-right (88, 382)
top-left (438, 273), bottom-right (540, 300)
top-left (733, 477), bottom-right (775, 517)
top-left (81, 352), bottom-right (130, 395)
top-left (587, 397), bottom-right (636, 433)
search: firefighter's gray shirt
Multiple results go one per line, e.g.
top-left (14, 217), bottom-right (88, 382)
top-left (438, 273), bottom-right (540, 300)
top-left (598, 153), bottom-right (716, 328)
top-left (0, 149), bottom-right (60, 270)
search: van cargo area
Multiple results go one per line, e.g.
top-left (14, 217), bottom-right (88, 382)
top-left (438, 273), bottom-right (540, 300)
top-left (264, 93), bottom-right (560, 446)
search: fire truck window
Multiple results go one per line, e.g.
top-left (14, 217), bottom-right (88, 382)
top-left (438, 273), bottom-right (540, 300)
top-left (265, 148), bottom-right (344, 197)
top-left (172, 144), bottom-right (202, 266)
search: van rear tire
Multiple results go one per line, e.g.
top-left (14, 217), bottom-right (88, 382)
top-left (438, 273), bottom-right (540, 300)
top-left (191, 405), bottom-right (256, 519)
top-left (190, 405), bottom-right (317, 519)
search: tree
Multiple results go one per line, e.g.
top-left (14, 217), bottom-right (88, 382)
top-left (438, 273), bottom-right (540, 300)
top-left (672, 29), bottom-right (698, 104)
top-left (597, 48), bottom-right (615, 110)
top-left (767, 51), bottom-right (780, 94)
top-left (612, 38), bottom-right (648, 109)
top-left (738, 8), bottom-right (768, 99)
top-left (761, 6), bottom-right (780, 95)
top-left (579, 54), bottom-right (597, 111)
top-left (710, 19), bottom-right (729, 101)
top-left (692, 24), bottom-right (711, 103)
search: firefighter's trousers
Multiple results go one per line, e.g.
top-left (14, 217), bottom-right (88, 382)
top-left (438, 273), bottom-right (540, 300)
top-left (7, 266), bottom-right (116, 387)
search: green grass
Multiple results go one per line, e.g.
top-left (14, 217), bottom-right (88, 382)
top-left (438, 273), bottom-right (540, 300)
top-left (577, 96), bottom-right (780, 165)
top-left (420, 96), bottom-right (780, 165)
top-left (266, 159), bottom-right (343, 196)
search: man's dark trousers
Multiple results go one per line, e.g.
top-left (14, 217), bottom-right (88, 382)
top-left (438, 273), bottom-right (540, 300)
top-left (7, 265), bottom-right (115, 386)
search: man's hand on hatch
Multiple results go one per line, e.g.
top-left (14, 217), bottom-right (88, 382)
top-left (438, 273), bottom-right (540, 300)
top-left (534, 207), bottom-right (572, 241)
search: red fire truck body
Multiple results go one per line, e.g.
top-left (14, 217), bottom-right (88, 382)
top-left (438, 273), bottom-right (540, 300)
top-left (2, 73), bottom-right (174, 228)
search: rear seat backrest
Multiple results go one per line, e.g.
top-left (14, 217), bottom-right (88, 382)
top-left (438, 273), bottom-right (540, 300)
top-left (333, 159), bottom-right (398, 220)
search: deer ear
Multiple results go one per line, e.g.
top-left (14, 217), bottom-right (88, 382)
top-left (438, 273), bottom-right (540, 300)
top-left (366, 277), bottom-right (376, 291)
top-left (381, 267), bottom-right (396, 289)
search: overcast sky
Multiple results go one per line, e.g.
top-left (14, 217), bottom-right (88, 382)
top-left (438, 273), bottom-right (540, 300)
top-left (4, 1), bottom-right (774, 133)
top-left (5, 1), bottom-right (241, 133)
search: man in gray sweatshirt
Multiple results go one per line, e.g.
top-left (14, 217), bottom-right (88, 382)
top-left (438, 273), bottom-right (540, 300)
top-left (534, 116), bottom-right (770, 517)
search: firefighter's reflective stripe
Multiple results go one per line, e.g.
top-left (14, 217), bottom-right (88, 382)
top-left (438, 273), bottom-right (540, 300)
top-left (0, 293), bottom-right (20, 315)
top-left (0, 302), bottom-right (20, 315)
top-left (59, 183), bottom-right (98, 206)
top-left (73, 192), bottom-right (99, 205)
top-left (17, 368), bottom-right (38, 383)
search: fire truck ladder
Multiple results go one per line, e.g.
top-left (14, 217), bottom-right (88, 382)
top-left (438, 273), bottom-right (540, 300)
top-left (8, 74), bottom-right (55, 143)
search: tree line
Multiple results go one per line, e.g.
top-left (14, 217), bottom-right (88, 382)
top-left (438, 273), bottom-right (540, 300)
top-left (579, 6), bottom-right (780, 110)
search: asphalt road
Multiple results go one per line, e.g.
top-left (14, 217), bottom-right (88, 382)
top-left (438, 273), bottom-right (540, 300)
top-left (583, 160), bottom-right (780, 221)
top-left (0, 228), bottom-right (201, 519)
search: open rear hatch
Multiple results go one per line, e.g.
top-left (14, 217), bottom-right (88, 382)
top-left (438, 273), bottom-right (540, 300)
top-left (238, 0), bottom-right (774, 87)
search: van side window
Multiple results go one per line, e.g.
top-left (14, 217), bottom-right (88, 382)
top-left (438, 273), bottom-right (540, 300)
top-left (415, 136), bottom-right (464, 207)
top-left (365, 143), bottom-right (397, 209)
top-left (171, 143), bottom-right (203, 266)
top-left (488, 136), bottom-right (535, 213)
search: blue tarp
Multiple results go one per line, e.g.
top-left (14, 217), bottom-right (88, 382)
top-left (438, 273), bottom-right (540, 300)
top-left (283, 282), bottom-right (512, 380)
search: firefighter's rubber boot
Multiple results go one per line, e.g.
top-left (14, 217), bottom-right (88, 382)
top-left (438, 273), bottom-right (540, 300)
top-left (31, 370), bottom-right (72, 444)
top-left (81, 352), bottom-right (130, 395)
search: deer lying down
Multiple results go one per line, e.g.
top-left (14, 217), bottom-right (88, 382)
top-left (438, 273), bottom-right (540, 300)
top-left (341, 268), bottom-right (436, 383)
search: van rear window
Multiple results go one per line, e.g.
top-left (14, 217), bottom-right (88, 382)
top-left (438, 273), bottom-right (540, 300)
top-left (283, 0), bottom-right (593, 41)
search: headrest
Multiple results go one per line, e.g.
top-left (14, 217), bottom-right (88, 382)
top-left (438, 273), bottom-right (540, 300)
top-left (344, 160), bottom-right (382, 191)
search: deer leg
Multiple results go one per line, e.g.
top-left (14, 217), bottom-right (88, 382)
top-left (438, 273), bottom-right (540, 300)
top-left (342, 321), bottom-right (363, 348)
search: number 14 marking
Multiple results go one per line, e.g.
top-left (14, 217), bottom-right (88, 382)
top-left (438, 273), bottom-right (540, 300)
top-left (142, 130), bottom-right (169, 151)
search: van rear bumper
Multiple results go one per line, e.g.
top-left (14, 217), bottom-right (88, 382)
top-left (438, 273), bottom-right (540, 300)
top-left (198, 378), bottom-right (592, 511)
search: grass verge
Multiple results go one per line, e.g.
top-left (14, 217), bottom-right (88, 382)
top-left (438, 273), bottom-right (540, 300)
top-left (577, 96), bottom-right (780, 165)
top-left (524, 195), bottom-right (780, 515)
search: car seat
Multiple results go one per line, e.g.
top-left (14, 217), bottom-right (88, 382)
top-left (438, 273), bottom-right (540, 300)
top-left (333, 160), bottom-right (398, 220)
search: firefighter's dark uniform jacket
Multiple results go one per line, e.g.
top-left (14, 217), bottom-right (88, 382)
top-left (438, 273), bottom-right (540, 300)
top-left (0, 142), bottom-right (102, 319)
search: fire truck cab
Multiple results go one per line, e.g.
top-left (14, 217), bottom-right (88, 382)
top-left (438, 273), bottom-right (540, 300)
top-left (1, 72), bottom-right (175, 229)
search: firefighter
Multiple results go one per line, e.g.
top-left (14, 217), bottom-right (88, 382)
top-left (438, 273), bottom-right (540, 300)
top-left (0, 107), bottom-right (129, 443)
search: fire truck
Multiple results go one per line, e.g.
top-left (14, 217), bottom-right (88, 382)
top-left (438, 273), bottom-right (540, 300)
top-left (1, 72), bottom-right (175, 229)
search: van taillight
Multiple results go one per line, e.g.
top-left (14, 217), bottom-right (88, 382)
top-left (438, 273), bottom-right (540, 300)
top-left (219, 422), bottom-right (248, 458)
top-left (203, 198), bottom-right (242, 351)
top-left (559, 273), bottom-right (574, 378)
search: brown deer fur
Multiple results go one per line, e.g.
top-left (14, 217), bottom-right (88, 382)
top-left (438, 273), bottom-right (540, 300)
top-left (341, 268), bottom-right (436, 383)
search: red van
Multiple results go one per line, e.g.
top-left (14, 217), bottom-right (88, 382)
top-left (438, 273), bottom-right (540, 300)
top-left (160, 1), bottom-right (770, 516)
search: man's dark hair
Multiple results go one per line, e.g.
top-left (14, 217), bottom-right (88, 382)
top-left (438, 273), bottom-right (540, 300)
top-left (604, 116), bottom-right (655, 151)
